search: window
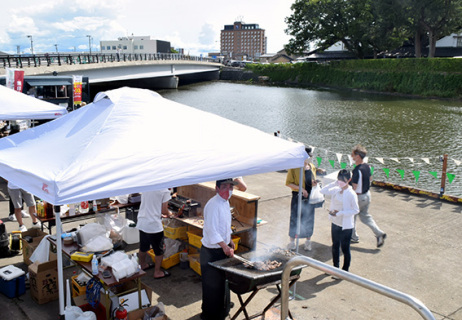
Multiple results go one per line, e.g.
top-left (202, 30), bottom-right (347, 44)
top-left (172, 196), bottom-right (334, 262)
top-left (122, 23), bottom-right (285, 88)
top-left (107, 46), bottom-right (111, 50)
top-left (457, 37), bottom-right (462, 47)
top-left (140, 45), bottom-right (144, 49)
top-left (112, 46), bottom-right (116, 50)
top-left (123, 46), bottom-right (127, 50)
top-left (134, 45), bottom-right (138, 50)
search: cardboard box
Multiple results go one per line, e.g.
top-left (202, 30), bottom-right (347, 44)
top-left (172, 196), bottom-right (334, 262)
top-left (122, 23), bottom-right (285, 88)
top-left (73, 291), bottom-right (111, 320)
top-left (110, 282), bottom-right (153, 315)
top-left (127, 303), bottom-right (168, 320)
top-left (28, 259), bottom-right (59, 304)
top-left (21, 229), bottom-right (47, 265)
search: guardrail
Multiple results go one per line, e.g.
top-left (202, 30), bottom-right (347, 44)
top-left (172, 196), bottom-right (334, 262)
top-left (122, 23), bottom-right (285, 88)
top-left (1, 53), bottom-right (216, 69)
top-left (281, 256), bottom-right (435, 320)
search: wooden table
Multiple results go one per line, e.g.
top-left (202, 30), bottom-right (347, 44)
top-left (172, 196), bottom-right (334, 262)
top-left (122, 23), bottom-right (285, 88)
top-left (48, 237), bottom-right (146, 319)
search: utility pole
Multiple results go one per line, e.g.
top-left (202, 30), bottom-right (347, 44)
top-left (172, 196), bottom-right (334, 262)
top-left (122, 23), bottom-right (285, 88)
top-left (27, 35), bottom-right (34, 54)
top-left (54, 44), bottom-right (58, 53)
top-left (86, 35), bottom-right (92, 55)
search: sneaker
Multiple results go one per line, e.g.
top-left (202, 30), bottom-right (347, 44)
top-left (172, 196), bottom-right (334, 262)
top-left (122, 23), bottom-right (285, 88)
top-left (331, 275), bottom-right (340, 280)
top-left (377, 233), bottom-right (387, 247)
top-left (21, 210), bottom-right (30, 218)
top-left (31, 221), bottom-right (41, 229)
top-left (351, 237), bottom-right (359, 243)
top-left (19, 225), bottom-right (27, 232)
top-left (304, 240), bottom-right (312, 251)
top-left (287, 242), bottom-right (296, 250)
top-left (8, 215), bottom-right (17, 222)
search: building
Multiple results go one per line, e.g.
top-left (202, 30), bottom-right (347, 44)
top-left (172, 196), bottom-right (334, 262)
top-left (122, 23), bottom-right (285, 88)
top-left (100, 36), bottom-right (171, 55)
top-left (220, 21), bottom-right (266, 61)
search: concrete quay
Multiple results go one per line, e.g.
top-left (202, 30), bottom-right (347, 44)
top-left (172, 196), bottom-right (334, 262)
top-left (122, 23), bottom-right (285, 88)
top-left (0, 171), bottom-right (461, 320)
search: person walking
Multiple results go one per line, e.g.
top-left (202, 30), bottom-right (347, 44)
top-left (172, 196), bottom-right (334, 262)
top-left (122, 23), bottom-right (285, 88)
top-left (320, 170), bottom-right (359, 276)
top-left (286, 147), bottom-right (323, 251)
top-left (350, 144), bottom-right (387, 247)
top-left (7, 180), bottom-right (41, 232)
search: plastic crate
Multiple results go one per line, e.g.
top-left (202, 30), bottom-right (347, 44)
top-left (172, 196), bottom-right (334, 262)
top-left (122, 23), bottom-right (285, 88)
top-left (187, 229), bottom-right (203, 248)
top-left (148, 250), bottom-right (180, 270)
top-left (71, 275), bottom-right (86, 298)
top-left (188, 253), bottom-right (201, 276)
top-left (163, 225), bottom-right (187, 240)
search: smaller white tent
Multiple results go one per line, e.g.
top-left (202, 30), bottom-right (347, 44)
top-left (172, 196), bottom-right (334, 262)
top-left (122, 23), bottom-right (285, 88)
top-left (0, 85), bottom-right (67, 120)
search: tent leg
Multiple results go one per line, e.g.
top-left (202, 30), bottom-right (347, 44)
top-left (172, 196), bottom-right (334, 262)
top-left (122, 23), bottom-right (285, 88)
top-left (54, 205), bottom-right (65, 316)
top-left (292, 166), bottom-right (303, 299)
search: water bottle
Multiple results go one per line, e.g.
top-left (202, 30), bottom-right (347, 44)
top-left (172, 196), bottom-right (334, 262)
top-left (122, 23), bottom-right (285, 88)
top-left (91, 255), bottom-right (99, 275)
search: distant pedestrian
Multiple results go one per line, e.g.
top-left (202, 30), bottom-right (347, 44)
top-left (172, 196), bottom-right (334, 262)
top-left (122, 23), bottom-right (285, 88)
top-left (350, 144), bottom-right (387, 247)
top-left (320, 169), bottom-right (359, 276)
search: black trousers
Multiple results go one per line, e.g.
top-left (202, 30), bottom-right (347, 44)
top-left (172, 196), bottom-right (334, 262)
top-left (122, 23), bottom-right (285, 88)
top-left (331, 223), bottom-right (353, 271)
top-left (200, 246), bottom-right (230, 320)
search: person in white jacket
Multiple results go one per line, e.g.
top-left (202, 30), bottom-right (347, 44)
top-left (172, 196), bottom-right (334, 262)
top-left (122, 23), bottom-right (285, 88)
top-left (320, 170), bottom-right (359, 276)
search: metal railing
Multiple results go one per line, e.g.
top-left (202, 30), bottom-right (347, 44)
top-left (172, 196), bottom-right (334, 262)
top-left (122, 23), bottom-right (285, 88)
top-left (281, 256), bottom-right (435, 320)
top-left (1, 52), bottom-right (216, 69)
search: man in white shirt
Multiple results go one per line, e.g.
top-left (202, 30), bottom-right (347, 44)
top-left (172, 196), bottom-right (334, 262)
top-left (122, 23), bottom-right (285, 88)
top-left (200, 178), bottom-right (237, 320)
top-left (136, 188), bottom-right (173, 279)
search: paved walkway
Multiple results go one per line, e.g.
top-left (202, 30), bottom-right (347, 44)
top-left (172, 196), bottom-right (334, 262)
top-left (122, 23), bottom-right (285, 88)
top-left (0, 172), bottom-right (461, 320)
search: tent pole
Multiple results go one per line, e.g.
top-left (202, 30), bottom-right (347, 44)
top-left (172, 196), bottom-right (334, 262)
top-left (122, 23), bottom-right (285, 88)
top-left (292, 166), bottom-right (304, 300)
top-left (54, 205), bottom-right (65, 316)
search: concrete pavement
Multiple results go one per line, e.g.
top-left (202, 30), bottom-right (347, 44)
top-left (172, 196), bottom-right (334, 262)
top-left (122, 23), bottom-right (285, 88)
top-left (0, 171), bottom-right (461, 320)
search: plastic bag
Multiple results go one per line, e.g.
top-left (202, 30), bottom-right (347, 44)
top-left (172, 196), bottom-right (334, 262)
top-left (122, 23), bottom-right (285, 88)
top-left (76, 311), bottom-right (96, 320)
top-left (78, 223), bottom-right (108, 246)
top-left (112, 256), bottom-right (139, 281)
top-left (101, 251), bottom-right (129, 268)
top-left (29, 235), bottom-right (51, 264)
top-left (309, 184), bottom-right (325, 204)
top-left (81, 235), bottom-right (113, 253)
top-left (64, 306), bottom-right (83, 320)
top-left (163, 238), bottom-right (181, 259)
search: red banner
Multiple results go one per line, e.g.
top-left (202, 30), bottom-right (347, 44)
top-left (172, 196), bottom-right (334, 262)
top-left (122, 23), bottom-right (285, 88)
top-left (13, 70), bottom-right (25, 92)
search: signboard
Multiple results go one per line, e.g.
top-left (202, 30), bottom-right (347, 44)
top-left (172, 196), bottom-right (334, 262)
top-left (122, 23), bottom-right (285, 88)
top-left (73, 75), bottom-right (82, 106)
top-left (6, 68), bottom-right (25, 92)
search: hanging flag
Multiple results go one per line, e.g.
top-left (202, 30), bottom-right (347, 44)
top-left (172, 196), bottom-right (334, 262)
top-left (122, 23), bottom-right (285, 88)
top-left (376, 157), bottom-right (384, 164)
top-left (316, 157), bottom-right (322, 167)
top-left (429, 171), bottom-right (438, 179)
top-left (396, 169), bottom-right (405, 180)
top-left (383, 168), bottom-right (390, 178)
top-left (412, 170), bottom-right (420, 182)
top-left (336, 153), bottom-right (342, 164)
top-left (364, 156), bottom-right (369, 163)
top-left (452, 159), bottom-right (461, 166)
top-left (422, 158), bottom-right (430, 164)
top-left (370, 166), bottom-right (374, 175)
top-left (329, 160), bottom-right (335, 168)
top-left (390, 158), bottom-right (400, 163)
top-left (341, 162), bottom-right (347, 169)
top-left (447, 173), bottom-right (456, 184)
top-left (408, 158), bottom-right (414, 163)
top-left (347, 155), bottom-right (354, 166)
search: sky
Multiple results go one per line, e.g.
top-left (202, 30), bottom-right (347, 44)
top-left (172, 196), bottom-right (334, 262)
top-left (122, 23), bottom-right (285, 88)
top-left (0, 0), bottom-right (295, 56)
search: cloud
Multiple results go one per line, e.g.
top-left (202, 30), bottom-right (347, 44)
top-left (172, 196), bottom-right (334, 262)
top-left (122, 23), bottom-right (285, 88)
top-left (198, 24), bottom-right (216, 46)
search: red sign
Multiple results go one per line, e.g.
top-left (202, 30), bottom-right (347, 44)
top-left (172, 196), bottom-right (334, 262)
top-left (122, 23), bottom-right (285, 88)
top-left (13, 70), bottom-right (25, 92)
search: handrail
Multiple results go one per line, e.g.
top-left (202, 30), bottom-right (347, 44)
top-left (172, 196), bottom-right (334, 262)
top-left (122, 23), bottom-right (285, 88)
top-left (281, 256), bottom-right (435, 320)
top-left (0, 52), bottom-right (218, 69)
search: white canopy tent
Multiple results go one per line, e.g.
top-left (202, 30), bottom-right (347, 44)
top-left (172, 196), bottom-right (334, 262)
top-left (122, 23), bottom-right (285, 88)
top-left (0, 85), bottom-right (67, 120)
top-left (0, 87), bottom-right (307, 316)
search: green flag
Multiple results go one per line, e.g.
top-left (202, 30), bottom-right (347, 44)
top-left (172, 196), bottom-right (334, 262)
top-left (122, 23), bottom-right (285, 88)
top-left (447, 173), bottom-right (456, 184)
top-left (370, 166), bottom-right (374, 175)
top-left (383, 168), bottom-right (390, 178)
top-left (316, 157), bottom-right (322, 167)
top-left (341, 162), bottom-right (347, 169)
top-left (429, 171), bottom-right (438, 179)
top-left (396, 169), bottom-right (405, 180)
top-left (412, 170), bottom-right (420, 182)
top-left (329, 160), bottom-right (335, 169)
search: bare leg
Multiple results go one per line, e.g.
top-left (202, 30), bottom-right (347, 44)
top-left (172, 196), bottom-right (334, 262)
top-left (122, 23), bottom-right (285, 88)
top-left (29, 206), bottom-right (38, 223)
top-left (15, 208), bottom-right (23, 226)
top-left (154, 255), bottom-right (164, 278)
top-left (138, 251), bottom-right (148, 270)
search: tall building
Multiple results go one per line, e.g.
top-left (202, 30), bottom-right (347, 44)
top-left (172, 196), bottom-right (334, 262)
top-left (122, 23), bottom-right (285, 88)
top-left (220, 21), bottom-right (266, 60)
top-left (100, 36), bottom-right (171, 55)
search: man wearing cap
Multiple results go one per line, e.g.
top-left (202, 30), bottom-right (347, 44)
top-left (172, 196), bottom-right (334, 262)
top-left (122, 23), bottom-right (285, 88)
top-left (200, 178), bottom-right (236, 320)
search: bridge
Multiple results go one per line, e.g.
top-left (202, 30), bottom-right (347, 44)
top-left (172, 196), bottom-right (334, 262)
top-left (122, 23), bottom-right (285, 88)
top-left (0, 53), bottom-right (222, 89)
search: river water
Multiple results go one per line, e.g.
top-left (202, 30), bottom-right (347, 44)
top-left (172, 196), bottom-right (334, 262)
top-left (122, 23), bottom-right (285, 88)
top-left (159, 81), bottom-right (462, 197)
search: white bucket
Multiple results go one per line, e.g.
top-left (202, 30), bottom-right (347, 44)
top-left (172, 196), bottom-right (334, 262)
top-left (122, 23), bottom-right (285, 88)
top-left (123, 226), bottom-right (140, 244)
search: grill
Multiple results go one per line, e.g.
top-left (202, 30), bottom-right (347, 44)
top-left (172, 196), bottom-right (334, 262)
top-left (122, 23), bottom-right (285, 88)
top-left (168, 195), bottom-right (200, 217)
top-left (210, 248), bottom-right (304, 320)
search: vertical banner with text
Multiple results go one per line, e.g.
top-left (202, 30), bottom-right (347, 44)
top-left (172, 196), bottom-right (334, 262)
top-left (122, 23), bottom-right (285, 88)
top-left (6, 68), bottom-right (25, 92)
top-left (73, 75), bottom-right (83, 107)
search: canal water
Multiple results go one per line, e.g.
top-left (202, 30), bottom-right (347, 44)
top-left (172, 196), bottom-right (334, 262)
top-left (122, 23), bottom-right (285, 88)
top-left (159, 81), bottom-right (462, 197)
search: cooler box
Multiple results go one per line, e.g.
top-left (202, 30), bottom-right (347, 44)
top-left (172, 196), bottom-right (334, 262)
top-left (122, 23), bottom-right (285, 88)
top-left (0, 265), bottom-right (26, 298)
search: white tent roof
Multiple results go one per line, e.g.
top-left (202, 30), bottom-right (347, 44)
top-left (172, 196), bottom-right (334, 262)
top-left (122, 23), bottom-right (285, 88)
top-left (0, 85), bottom-right (67, 120)
top-left (0, 87), bottom-right (306, 205)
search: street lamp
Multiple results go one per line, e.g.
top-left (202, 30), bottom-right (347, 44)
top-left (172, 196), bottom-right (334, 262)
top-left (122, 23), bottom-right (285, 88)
top-left (54, 44), bottom-right (58, 53)
top-left (27, 35), bottom-right (34, 55)
top-left (86, 35), bottom-right (92, 55)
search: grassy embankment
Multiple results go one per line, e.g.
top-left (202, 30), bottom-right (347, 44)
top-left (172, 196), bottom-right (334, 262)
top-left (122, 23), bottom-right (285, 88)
top-left (247, 58), bottom-right (462, 99)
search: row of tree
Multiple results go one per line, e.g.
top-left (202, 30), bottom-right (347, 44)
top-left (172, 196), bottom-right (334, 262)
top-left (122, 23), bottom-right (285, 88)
top-left (284, 0), bottom-right (462, 58)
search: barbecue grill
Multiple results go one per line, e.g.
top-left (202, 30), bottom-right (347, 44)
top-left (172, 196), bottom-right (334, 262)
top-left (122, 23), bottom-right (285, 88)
top-left (210, 249), bottom-right (305, 320)
top-left (168, 195), bottom-right (200, 217)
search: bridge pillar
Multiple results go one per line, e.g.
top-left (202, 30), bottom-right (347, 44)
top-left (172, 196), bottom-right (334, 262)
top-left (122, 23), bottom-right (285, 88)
top-left (154, 76), bottom-right (179, 89)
